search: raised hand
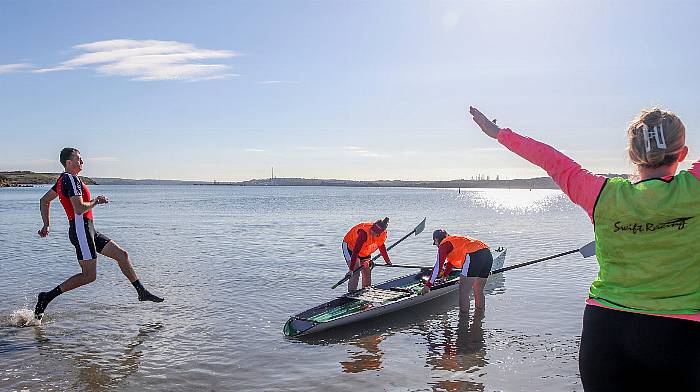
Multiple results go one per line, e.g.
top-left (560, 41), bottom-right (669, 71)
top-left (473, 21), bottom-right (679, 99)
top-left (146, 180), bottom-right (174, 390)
top-left (468, 106), bottom-right (500, 139)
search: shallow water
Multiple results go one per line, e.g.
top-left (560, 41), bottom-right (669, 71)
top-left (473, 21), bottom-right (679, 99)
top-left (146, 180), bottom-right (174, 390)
top-left (0, 185), bottom-right (596, 391)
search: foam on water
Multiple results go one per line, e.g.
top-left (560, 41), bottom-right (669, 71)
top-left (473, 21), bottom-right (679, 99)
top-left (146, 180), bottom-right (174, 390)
top-left (8, 308), bottom-right (42, 327)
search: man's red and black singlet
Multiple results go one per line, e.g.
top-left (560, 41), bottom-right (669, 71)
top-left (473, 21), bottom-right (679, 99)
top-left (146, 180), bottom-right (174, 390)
top-left (52, 173), bottom-right (93, 221)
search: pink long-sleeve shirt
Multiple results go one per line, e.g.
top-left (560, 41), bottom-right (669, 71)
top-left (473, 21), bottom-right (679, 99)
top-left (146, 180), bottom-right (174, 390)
top-left (498, 128), bottom-right (700, 321)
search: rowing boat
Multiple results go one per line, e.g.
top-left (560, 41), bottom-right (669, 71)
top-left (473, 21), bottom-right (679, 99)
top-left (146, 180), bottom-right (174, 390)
top-left (283, 249), bottom-right (506, 337)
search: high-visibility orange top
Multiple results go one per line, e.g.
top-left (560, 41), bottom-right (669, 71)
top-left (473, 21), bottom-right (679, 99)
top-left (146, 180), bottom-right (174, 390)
top-left (443, 235), bottom-right (488, 268)
top-left (343, 222), bottom-right (388, 258)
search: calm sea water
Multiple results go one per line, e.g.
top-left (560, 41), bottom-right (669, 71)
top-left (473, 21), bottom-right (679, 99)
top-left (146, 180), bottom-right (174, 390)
top-left (0, 185), bottom-right (596, 392)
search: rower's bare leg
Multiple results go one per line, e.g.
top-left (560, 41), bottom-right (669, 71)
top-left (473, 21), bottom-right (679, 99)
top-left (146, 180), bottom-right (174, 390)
top-left (361, 264), bottom-right (371, 288)
top-left (35, 259), bottom-right (96, 319)
top-left (472, 277), bottom-right (488, 310)
top-left (459, 276), bottom-right (478, 314)
top-left (100, 241), bottom-right (163, 302)
top-left (348, 272), bottom-right (360, 292)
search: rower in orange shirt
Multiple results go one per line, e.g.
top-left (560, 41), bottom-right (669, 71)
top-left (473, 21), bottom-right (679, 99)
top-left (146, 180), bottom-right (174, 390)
top-left (420, 229), bottom-right (493, 313)
top-left (342, 218), bottom-right (392, 292)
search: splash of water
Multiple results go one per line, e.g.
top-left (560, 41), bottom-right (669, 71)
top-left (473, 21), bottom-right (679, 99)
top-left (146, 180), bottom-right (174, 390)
top-left (8, 308), bottom-right (42, 327)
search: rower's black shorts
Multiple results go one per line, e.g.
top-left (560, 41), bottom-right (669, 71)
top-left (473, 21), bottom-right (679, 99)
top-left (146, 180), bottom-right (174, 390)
top-left (462, 248), bottom-right (493, 278)
top-left (579, 304), bottom-right (700, 391)
top-left (68, 218), bottom-right (111, 261)
top-left (353, 252), bottom-right (371, 262)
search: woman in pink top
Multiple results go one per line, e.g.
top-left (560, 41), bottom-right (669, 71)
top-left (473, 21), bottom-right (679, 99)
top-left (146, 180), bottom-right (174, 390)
top-left (468, 106), bottom-right (700, 391)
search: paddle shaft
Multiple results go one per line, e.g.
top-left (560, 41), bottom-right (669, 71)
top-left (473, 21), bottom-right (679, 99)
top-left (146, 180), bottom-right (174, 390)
top-left (490, 248), bottom-right (578, 275)
top-left (391, 241), bottom-right (594, 276)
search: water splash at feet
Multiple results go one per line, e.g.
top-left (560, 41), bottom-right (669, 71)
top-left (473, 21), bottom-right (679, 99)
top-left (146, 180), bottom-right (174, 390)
top-left (8, 308), bottom-right (42, 327)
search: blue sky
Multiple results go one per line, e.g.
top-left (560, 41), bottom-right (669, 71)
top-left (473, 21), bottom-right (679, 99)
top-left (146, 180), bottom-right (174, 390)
top-left (1, 1), bottom-right (699, 181)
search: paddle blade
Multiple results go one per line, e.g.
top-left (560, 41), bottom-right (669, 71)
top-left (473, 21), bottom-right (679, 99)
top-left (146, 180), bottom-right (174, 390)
top-left (414, 217), bottom-right (427, 236)
top-left (578, 241), bottom-right (596, 258)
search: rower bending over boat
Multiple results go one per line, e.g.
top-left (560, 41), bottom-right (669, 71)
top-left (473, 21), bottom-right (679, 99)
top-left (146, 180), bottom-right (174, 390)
top-left (342, 218), bottom-right (392, 292)
top-left (420, 230), bottom-right (493, 313)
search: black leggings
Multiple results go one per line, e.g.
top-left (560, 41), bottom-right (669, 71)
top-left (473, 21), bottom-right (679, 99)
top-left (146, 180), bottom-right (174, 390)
top-left (579, 304), bottom-right (700, 392)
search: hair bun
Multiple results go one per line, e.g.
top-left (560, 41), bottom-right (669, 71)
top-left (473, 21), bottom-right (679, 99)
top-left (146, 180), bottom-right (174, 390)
top-left (642, 109), bottom-right (665, 127)
top-left (627, 107), bottom-right (685, 169)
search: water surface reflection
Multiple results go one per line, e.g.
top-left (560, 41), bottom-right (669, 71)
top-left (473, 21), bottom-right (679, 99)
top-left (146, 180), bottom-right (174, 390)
top-left (32, 322), bottom-right (163, 391)
top-left (294, 272), bottom-right (505, 387)
top-left (425, 311), bottom-right (486, 391)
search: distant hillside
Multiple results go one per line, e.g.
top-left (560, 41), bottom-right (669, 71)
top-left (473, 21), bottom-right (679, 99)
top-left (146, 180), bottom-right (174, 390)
top-left (1, 171), bottom-right (631, 189)
top-left (236, 177), bottom-right (560, 189)
top-left (0, 171), bottom-right (96, 187)
top-left (231, 173), bottom-right (630, 189)
top-left (93, 177), bottom-right (206, 185)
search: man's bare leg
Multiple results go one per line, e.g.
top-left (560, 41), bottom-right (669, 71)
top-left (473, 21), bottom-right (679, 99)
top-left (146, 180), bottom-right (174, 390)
top-left (35, 259), bottom-right (97, 319)
top-left (100, 241), bottom-right (163, 302)
top-left (60, 259), bottom-right (97, 292)
top-left (100, 241), bottom-right (137, 281)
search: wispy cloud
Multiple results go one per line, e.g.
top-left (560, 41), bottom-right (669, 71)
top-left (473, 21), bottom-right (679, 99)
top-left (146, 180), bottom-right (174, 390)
top-left (34, 39), bottom-right (239, 81)
top-left (258, 80), bottom-right (300, 84)
top-left (293, 145), bottom-right (389, 158)
top-left (243, 148), bottom-right (265, 152)
top-left (343, 146), bottom-right (387, 158)
top-left (294, 146), bottom-right (321, 151)
top-left (442, 10), bottom-right (461, 31)
top-left (0, 63), bottom-right (32, 74)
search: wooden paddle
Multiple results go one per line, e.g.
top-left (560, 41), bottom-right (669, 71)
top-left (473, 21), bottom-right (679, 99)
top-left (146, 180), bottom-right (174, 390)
top-left (331, 217), bottom-right (427, 289)
top-left (490, 240), bottom-right (596, 275)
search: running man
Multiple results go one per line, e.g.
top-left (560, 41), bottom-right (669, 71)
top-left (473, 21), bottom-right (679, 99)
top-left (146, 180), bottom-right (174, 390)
top-left (35, 147), bottom-right (163, 320)
top-left (342, 217), bottom-right (392, 292)
top-left (420, 230), bottom-right (493, 313)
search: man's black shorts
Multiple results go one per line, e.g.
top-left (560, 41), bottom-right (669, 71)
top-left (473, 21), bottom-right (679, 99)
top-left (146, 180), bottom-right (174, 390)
top-left (68, 218), bottom-right (111, 261)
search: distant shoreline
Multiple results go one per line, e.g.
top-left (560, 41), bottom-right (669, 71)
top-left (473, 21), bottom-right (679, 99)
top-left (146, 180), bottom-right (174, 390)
top-left (0, 171), bottom-right (97, 187)
top-left (1, 170), bottom-right (630, 189)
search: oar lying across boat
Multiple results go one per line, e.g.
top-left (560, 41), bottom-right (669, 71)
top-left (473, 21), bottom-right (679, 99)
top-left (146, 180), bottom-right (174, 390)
top-left (284, 248), bottom-right (507, 337)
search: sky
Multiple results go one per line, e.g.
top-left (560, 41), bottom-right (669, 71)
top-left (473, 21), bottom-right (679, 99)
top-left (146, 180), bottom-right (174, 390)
top-left (1, 0), bottom-right (699, 181)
